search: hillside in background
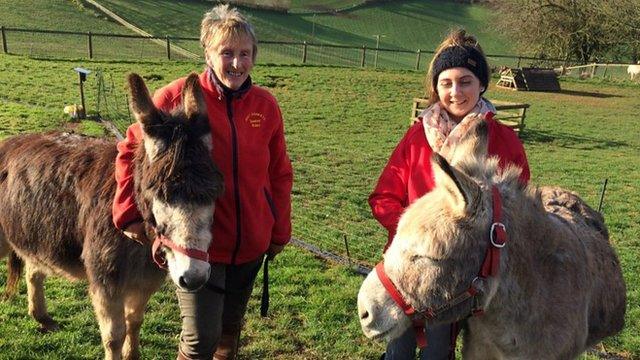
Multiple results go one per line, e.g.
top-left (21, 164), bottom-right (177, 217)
top-left (97, 0), bottom-right (514, 54)
top-left (0, 0), bottom-right (515, 56)
top-left (289, 0), bottom-right (364, 12)
top-left (0, 0), bottom-right (186, 61)
top-left (0, 0), bottom-right (134, 34)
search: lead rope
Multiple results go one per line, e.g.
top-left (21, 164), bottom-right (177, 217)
top-left (261, 255), bottom-right (269, 317)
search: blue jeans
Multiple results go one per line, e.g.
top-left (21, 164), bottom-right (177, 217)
top-left (385, 323), bottom-right (453, 360)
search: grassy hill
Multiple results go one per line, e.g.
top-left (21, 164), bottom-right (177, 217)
top-left (289, 0), bottom-right (362, 12)
top-left (0, 0), bottom-right (521, 68)
top-left (0, 0), bottom-right (127, 32)
top-left (75, 0), bottom-right (519, 69)
top-left (0, 1), bottom-right (638, 358)
top-left (95, 0), bottom-right (513, 53)
top-left (0, 0), bottom-right (181, 60)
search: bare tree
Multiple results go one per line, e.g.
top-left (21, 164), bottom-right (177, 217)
top-left (598, 0), bottom-right (640, 62)
top-left (491, 0), bottom-right (638, 63)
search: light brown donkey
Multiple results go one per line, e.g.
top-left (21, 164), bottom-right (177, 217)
top-left (358, 121), bottom-right (626, 359)
top-left (0, 73), bottom-right (224, 359)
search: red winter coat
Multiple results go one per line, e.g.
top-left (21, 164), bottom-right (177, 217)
top-left (369, 114), bottom-right (530, 251)
top-left (113, 71), bottom-right (293, 264)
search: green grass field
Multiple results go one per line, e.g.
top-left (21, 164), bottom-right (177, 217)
top-left (0, 0), bottom-right (127, 32)
top-left (0, 52), bottom-right (638, 359)
top-left (289, 0), bottom-right (363, 13)
top-left (0, 0), bottom-right (524, 69)
top-left (94, 0), bottom-right (511, 52)
top-left (0, 1), bottom-right (638, 358)
top-left (0, 0), bottom-right (195, 61)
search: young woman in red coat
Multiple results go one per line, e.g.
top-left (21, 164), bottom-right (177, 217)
top-left (112, 5), bottom-right (293, 359)
top-left (369, 29), bottom-right (530, 360)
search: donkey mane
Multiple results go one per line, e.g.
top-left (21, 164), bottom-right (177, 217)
top-left (446, 120), bottom-right (525, 193)
top-left (134, 114), bottom-right (223, 206)
top-left (129, 73), bottom-right (224, 237)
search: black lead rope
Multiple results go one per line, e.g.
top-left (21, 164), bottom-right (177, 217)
top-left (261, 256), bottom-right (269, 317)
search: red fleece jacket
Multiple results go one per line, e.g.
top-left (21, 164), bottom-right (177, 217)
top-left (113, 71), bottom-right (293, 264)
top-left (369, 115), bottom-right (530, 251)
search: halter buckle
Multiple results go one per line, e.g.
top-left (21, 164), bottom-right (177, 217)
top-left (471, 276), bottom-right (484, 291)
top-left (490, 222), bottom-right (506, 248)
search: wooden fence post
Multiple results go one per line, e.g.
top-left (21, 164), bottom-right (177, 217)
top-left (166, 36), bottom-right (171, 60)
top-left (415, 49), bottom-right (421, 70)
top-left (361, 45), bottom-right (366, 67)
top-left (591, 63), bottom-right (597, 78)
top-left (2, 26), bottom-right (8, 54)
top-left (374, 47), bottom-right (379, 69)
top-left (87, 32), bottom-right (93, 59)
top-left (302, 41), bottom-right (307, 64)
top-left (516, 56), bottom-right (522, 68)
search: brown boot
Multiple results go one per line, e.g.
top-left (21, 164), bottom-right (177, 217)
top-left (212, 327), bottom-right (241, 360)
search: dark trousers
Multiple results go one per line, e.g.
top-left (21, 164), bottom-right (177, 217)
top-left (385, 323), bottom-right (453, 360)
top-left (176, 257), bottom-right (263, 359)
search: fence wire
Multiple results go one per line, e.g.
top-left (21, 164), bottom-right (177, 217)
top-left (3, 30), bottom-right (87, 59)
top-left (1, 27), bottom-right (601, 76)
top-left (561, 64), bottom-right (635, 82)
top-left (93, 70), bottom-right (132, 134)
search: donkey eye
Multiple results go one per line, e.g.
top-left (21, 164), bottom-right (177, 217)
top-left (410, 255), bottom-right (440, 263)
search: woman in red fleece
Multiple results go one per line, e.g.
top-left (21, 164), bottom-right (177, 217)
top-left (112, 5), bottom-right (292, 360)
top-left (369, 29), bottom-right (530, 360)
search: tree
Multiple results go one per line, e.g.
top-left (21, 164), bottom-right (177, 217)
top-left (491, 0), bottom-right (639, 63)
top-left (598, 0), bottom-right (640, 62)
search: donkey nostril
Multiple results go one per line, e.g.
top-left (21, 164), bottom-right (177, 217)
top-left (360, 310), bottom-right (370, 320)
top-left (178, 274), bottom-right (206, 290)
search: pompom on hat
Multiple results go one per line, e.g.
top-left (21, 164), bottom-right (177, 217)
top-left (431, 45), bottom-right (489, 94)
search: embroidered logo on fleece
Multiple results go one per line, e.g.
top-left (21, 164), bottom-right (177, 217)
top-left (245, 112), bottom-right (265, 128)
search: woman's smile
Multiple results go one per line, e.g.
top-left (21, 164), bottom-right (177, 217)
top-left (437, 67), bottom-right (482, 122)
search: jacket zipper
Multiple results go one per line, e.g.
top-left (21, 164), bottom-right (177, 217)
top-left (264, 188), bottom-right (277, 220)
top-left (226, 96), bottom-right (242, 265)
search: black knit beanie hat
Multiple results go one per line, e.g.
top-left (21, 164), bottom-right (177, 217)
top-left (431, 45), bottom-right (489, 94)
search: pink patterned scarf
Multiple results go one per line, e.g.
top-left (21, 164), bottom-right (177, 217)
top-left (420, 98), bottom-right (496, 158)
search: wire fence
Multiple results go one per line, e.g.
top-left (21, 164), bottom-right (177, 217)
top-left (1, 26), bottom-right (590, 72)
top-left (94, 70), bottom-right (133, 133)
top-left (560, 63), bottom-right (638, 82)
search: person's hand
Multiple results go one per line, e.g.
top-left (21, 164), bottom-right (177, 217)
top-left (266, 243), bottom-right (285, 261)
top-left (123, 222), bottom-right (150, 245)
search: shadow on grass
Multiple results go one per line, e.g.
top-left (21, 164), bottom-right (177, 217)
top-left (556, 89), bottom-right (623, 98)
top-left (521, 129), bottom-right (629, 150)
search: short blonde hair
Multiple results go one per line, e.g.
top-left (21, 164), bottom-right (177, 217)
top-left (200, 4), bottom-right (258, 60)
top-left (425, 29), bottom-right (488, 105)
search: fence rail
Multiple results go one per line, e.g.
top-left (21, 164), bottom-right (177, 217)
top-left (1, 26), bottom-right (586, 71)
top-left (560, 63), bottom-right (639, 81)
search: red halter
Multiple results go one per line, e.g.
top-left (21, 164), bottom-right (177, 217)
top-left (375, 185), bottom-right (507, 349)
top-left (152, 234), bottom-right (210, 269)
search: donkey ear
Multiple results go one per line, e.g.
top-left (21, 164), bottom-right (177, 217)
top-left (448, 120), bottom-right (489, 167)
top-left (432, 153), bottom-right (481, 216)
top-left (128, 73), bottom-right (160, 129)
top-left (181, 73), bottom-right (207, 121)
